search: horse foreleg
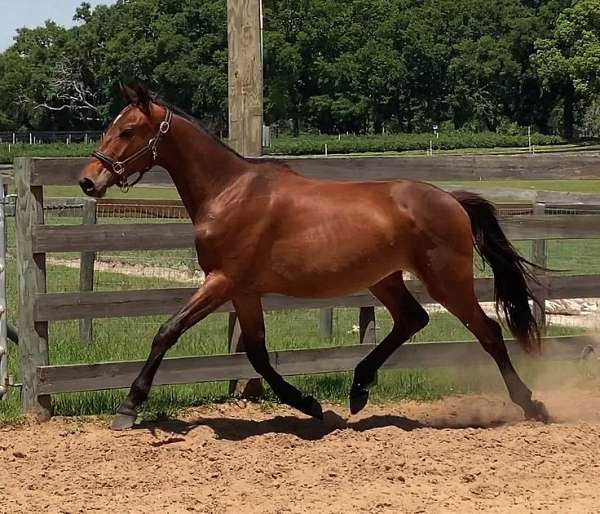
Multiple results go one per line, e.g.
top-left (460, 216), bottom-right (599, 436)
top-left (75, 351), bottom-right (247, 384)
top-left (111, 272), bottom-right (233, 430)
top-left (233, 295), bottom-right (323, 420)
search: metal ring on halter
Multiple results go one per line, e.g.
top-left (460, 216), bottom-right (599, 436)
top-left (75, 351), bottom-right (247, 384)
top-left (113, 162), bottom-right (124, 175)
top-left (160, 121), bottom-right (170, 134)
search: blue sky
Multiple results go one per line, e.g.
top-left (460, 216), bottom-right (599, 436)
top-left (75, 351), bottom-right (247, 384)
top-left (0, 0), bottom-right (116, 50)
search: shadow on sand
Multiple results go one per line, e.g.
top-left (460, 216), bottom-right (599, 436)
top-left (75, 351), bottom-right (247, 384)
top-left (135, 410), bottom-right (512, 442)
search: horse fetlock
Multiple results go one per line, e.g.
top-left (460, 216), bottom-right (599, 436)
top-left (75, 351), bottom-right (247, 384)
top-left (352, 367), bottom-right (377, 392)
top-left (524, 399), bottom-right (552, 423)
top-left (302, 395), bottom-right (324, 420)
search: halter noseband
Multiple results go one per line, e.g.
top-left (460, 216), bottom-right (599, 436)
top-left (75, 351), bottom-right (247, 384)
top-left (92, 108), bottom-right (173, 192)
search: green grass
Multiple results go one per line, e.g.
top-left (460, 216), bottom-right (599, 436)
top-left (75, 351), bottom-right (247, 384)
top-left (436, 179), bottom-right (600, 194)
top-left (41, 185), bottom-right (182, 200)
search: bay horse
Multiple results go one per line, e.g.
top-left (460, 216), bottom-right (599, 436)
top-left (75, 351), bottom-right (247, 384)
top-left (79, 84), bottom-right (550, 430)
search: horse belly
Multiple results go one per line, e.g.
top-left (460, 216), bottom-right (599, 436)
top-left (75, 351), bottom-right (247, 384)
top-left (262, 222), bottom-right (412, 298)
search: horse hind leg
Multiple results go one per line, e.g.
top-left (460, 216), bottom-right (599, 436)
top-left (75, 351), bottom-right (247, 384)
top-left (417, 257), bottom-right (550, 422)
top-left (350, 271), bottom-right (429, 414)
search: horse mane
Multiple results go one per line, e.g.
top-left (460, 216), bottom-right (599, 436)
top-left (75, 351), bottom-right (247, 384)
top-left (152, 97), bottom-right (247, 160)
top-left (152, 97), bottom-right (291, 169)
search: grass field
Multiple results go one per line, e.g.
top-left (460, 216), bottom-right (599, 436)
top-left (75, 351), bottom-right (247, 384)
top-left (27, 178), bottom-right (600, 203)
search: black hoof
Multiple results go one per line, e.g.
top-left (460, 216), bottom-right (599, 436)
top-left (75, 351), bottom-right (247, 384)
top-left (524, 400), bottom-right (552, 423)
top-left (111, 406), bottom-right (138, 431)
top-left (349, 388), bottom-right (369, 415)
top-left (303, 396), bottom-right (323, 420)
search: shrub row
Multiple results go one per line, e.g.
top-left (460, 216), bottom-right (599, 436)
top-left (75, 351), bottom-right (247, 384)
top-left (266, 132), bottom-right (565, 156)
top-left (0, 143), bottom-right (96, 164)
top-left (0, 132), bottom-right (565, 163)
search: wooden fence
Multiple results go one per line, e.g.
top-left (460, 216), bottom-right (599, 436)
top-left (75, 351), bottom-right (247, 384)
top-left (14, 154), bottom-right (600, 417)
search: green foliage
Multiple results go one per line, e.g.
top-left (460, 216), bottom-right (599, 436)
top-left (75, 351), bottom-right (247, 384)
top-left (533, 0), bottom-right (600, 137)
top-left (0, 0), bottom-right (589, 138)
top-left (0, 142), bottom-right (95, 163)
top-left (0, 129), bottom-right (564, 163)
top-left (266, 131), bottom-right (564, 155)
top-left (534, 0), bottom-right (600, 97)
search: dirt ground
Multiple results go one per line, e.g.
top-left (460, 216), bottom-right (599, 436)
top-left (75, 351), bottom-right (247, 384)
top-left (2, 391), bottom-right (600, 514)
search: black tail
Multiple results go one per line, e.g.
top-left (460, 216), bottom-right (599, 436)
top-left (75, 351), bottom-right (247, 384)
top-left (452, 191), bottom-right (541, 354)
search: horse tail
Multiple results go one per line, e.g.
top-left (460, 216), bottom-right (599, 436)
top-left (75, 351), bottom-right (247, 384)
top-left (452, 191), bottom-right (541, 354)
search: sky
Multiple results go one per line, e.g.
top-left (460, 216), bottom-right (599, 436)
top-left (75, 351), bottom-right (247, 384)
top-left (0, 0), bottom-right (116, 51)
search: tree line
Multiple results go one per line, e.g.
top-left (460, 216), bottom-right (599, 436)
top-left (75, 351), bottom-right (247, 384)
top-left (0, 0), bottom-right (598, 139)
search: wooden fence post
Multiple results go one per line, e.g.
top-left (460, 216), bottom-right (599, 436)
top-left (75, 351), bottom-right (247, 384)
top-left (320, 308), bottom-right (333, 341)
top-left (79, 198), bottom-right (97, 344)
top-left (359, 306), bottom-right (376, 345)
top-left (532, 201), bottom-right (547, 334)
top-left (227, 0), bottom-right (263, 396)
top-left (228, 0), bottom-right (263, 157)
top-left (15, 158), bottom-right (52, 418)
top-left (227, 312), bottom-right (263, 398)
top-left (0, 177), bottom-right (7, 401)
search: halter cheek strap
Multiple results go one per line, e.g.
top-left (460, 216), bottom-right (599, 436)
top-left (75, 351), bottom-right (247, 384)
top-left (92, 109), bottom-right (173, 192)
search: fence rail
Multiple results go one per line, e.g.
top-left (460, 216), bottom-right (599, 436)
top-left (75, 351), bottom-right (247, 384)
top-left (37, 335), bottom-right (597, 395)
top-left (32, 275), bottom-right (600, 322)
top-left (13, 154), bottom-right (600, 417)
top-left (24, 152), bottom-right (600, 186)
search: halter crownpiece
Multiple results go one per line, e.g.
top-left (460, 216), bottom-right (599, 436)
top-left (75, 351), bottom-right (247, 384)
top-left (91, 108), bottom-right (173, 192)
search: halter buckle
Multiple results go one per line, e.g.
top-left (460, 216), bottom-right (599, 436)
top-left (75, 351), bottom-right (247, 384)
top-left (159, 120), bottom-right (170, 134)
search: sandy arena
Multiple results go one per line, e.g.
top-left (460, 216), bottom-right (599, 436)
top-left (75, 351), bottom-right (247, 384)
top-left (2, 390), bottom-right (600, 514)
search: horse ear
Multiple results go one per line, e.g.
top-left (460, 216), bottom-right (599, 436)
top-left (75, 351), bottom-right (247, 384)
top-left (120, 82), bottom-right (138, 105)
top-left (132, 83), bottom-right (152, 113)
top-left (119, 81), bottom-right (152, 112)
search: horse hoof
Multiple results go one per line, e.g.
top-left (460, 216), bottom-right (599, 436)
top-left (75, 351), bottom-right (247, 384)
top-left (305, 396), bottom-right (324, 420)
top-left (525, 400), bottom-right (552, 423)
top-left (349, 388), bottom-right (369, 415)
top-left (111, 412), bottom-right (137, 431)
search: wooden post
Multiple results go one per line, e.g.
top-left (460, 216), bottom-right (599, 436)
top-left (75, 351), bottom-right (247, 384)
top-left (320, 308), bottom-right (333, 341)
top-left (15, 158), bottom-right (52, 418)
top-left (79, 199), bottom-right (97, 344)
top-left (227, 0), bottom-right (263, 396)
top-left (227, 312), bottom-right (242, 395)
top-left (359, 306), bottom-right (376, 345)
top-left (228, 0), bottom-right (263, 157)
top-left (227, 312), bottom-right (263, 398)
top-left (0, 177), bottom-right (7, 400)
top-left (532, 202), bottom-right (547, 334)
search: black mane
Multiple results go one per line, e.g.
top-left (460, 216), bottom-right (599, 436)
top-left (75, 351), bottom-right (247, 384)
top-left (153, 98), bottom-right (247, 161)
top-left (152, 97), bottom-right (289, 168)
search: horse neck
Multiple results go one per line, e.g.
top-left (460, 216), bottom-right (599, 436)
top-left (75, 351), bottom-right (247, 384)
top-left (157, 114), bottom-right (248, 221)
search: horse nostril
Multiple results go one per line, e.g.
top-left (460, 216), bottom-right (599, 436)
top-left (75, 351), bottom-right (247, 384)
top-left (79, 178), bottom-right (96, 194)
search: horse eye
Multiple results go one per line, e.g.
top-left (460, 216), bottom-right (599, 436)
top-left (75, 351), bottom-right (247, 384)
top-left (119, 129), bottom-right (133, 139)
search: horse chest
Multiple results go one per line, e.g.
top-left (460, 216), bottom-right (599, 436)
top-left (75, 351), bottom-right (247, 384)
top-left (194, 220), bottom-right (224, 248)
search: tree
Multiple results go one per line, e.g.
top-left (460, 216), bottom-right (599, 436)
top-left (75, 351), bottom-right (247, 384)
top-left (533, 0), bottom-right (600, 138)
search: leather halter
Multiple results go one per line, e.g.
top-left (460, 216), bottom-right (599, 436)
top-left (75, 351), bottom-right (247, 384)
top-left (91, 108), bottom-right (173, 192)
